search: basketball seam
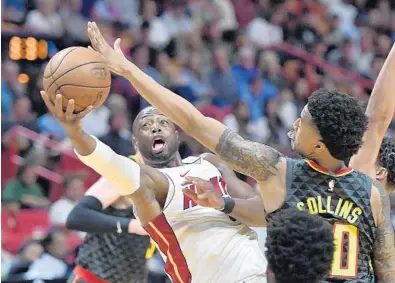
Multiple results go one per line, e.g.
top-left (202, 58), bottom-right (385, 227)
top-left (56, 84), bottom-right (111, 89)
top-left (43, 47), bottom-right (79, 79)
top-left (47, 61), bottom-right (106, 91)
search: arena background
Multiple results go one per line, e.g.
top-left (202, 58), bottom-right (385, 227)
top-left (2, 0), bottom-right (395, 282)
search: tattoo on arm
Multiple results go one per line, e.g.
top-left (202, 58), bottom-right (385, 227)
top-left (215, 129), bottom-right (283, 182)
top-left (372, 180), bottom-right (395, 283)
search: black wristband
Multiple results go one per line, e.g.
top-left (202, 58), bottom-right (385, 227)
top-left (219, 196), bottom-right (235, 214)
top-left (118, 218), bottom-right (131, 233)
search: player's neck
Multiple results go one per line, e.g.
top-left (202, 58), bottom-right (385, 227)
top-left (310, 156), bottom-right (347, 174)
top-left (144, 154), bottom-right (183, 168)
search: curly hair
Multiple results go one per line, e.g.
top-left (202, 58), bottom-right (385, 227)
top-left (307, 89), bottom-right (368, 160)
top-left (265, 209), bottom-right (334, 283)
top-left (378, 136), bottom-right (395, 185)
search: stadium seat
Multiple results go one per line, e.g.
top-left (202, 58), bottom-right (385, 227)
top-left (2, 231), bottom-right (26, 253)
top-left (14, 209), bottom-right (50, 236)
top-left (1, 211), bottom-right (17, 233)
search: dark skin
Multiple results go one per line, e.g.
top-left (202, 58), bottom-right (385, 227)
top-left (85, 21), bottom-right (395, 282)
top-left (40, 92), bottom-right (266, 228)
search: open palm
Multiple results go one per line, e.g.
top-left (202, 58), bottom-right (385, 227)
top-left (87, 21), bottom-right (129, 76)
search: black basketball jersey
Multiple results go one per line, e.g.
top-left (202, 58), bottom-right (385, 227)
top-left (75, 206), bottom-right (150, 283)
top-left (267, 158), bottom-right (377, 283)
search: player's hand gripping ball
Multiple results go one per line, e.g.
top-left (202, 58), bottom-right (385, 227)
top-left (43, 46), bottom-right (111, 113)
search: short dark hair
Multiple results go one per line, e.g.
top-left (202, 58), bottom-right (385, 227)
top-left (265, 209), bottom-right (334, 283)
top-left (378, 136), bottom-right (395, 185)
top-left (308, 88), bottom-right (368, 160)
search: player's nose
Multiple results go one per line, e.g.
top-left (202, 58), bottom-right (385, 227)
top-left (151, 123), bottom-right (162, 133)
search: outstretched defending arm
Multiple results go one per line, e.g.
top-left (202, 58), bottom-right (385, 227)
top-left (87, 22), bottom-right (284, 185)
top-left (350, 44), bottom-right (395, 177)
top-left (66, 177), bottom-right (147, 235)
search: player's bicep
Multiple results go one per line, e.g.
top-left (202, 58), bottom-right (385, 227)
top-left (214, 128), bottom-right (284, 182)
top-left (85, 177), bottom-right (121, 209)
top-left (371, 181), bottom-right (395, 281)
top-left (140, 165), bottom-right (169, 205)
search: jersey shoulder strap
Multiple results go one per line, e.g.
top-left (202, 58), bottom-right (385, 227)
top-left (129, 155), bottom-right (140, 164)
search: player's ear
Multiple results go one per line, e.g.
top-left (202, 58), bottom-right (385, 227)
top-left (314, 140), bottom-right (326, 154)
top-left (375, 166), bottom-right (388, 183)
top-left (132, 135), bottom-right (138, 149)
top-left (175, 130), bottom-right (179, 143)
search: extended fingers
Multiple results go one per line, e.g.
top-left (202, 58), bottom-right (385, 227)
top-left (55, 94), bottom-right (65, 118)
top-left (87, 22), bottom-right (108, 53)
top-left (182, 188), bottom-right (198, 202)
top-left (40, 91), bottom-right (55, 113)
top-left (76, 105), bottom-right (94, 119)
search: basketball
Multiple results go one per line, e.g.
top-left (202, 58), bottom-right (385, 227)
top-left (43, 47), bottom-right (111, 113)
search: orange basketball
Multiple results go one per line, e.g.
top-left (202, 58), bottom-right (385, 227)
top-left (43, 47), bottom-right (111, 113)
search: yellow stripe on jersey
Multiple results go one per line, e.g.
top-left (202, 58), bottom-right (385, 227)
top-left (129, 154), bottom-right (157, 259)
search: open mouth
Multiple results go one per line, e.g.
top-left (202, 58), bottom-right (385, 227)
top-left (152, 138), bottom-right (166, 154)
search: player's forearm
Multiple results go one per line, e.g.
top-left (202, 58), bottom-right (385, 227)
top-left (230, 196), bottom-right (267, 227)
top-left (124, 62), bottom-right (225, 151)
top-left (66, 195), bottom-right (131, 233)
top-left (75, 136), bottom-right (141, 196)
top-left (350, 44), bottom-right (395, 174)
top-left (124, 62), bottom-right (199, 131)
top-left (366, 44), bottom-right (395, 127)
top-left (65, 126), bottom-right (97, 156)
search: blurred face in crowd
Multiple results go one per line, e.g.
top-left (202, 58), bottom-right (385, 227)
top-left (110, 112), bottom-right (129, 132)
top-left (47, 231), bottom-right (68, 259)
top-left (234, 101), bottom-right (249, 122)
top-left (188, 53), bottom-right (201, 74)
top-left (38, 0), bottom-right (58, 16)
top-left (239, 47), bottom-right (255, 69)
top-left (2, 60), bottom-right (19, 83)
top-left (13, 97), bottom-right (32, 121)
top-left (214, 48), bottom-right (229, 72)
top-left (143, 0), bottom-right (157, 20)
top-left (65, 178), bottom-right (84, 202)
top-left (21, 241), bottom-right (44, 262)
top-left (133, 107), bottom-right (180, 167)
top-left (133, 45), bottom-right (149, 69)
top-left (20, 166), bottom-right (38, 185)
top-left (69, 0), bottom-right (82, 13)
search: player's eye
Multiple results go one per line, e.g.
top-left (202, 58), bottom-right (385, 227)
top-left (161, 120), bottom-right (169, 126)
top-left (142, 123), bottom-right (150, 128)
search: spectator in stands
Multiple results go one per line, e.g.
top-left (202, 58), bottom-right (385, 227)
top-left (99, 111), bottom-right (135, 157)
top-left (239, 74), bottom-right (278, 123)
top-left (2, 164), bottom-right (50, 209)
top-left (49, 175), bottom-right (84, 227)
top-left (2, 96), bottom-right (40, 135)
top-left (209, 46), bottom-right (238, 107)
top-left (141, 0), bottom-right (170, 50)
top-left (223, 100), bottom-right (254, 140)
top-left (1, 60), bottom-right (25, 120)
top-left (24, 0), bottom-right (64, 37)
top-left (231, 46), bottom-right (259, 90)
top-left (6, 240), bottom-right (44, 280)
top-left (24, 228), bottom-right (70, 280)
top-left (59, 0), bottom-right (89, 45)
top-left (161, 1), bottom-right (195, 38)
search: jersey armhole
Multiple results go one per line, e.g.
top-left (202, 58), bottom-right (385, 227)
top-left (161, 172), bottom-right (176, 211)
top-left (285, 158), bottom-right (294, 194)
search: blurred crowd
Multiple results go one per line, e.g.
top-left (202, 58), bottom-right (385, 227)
top-left (2, 0), bottom-right (395, 281)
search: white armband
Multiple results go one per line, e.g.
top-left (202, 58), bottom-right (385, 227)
top-left (75, 136), bottom-right (140, 196)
